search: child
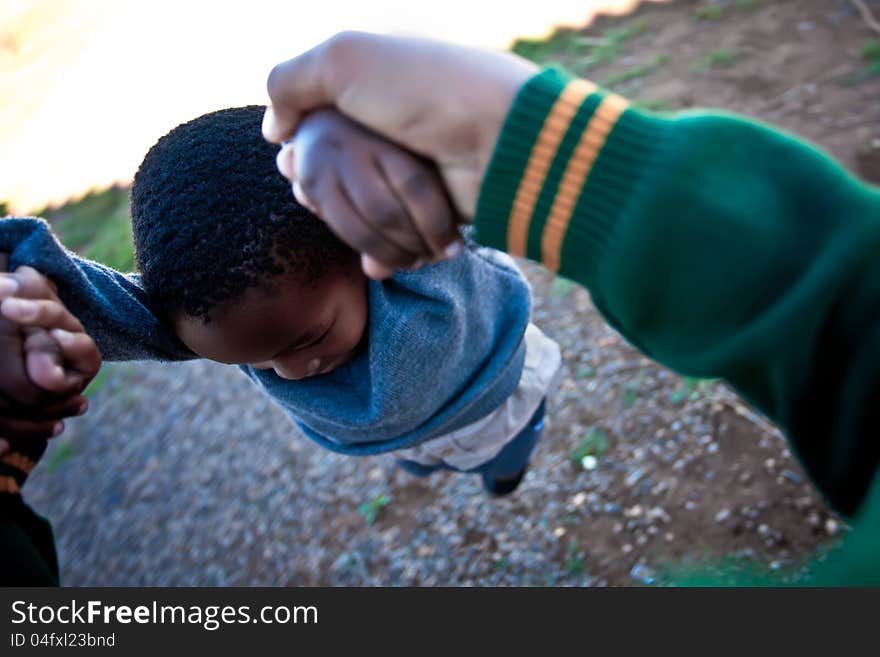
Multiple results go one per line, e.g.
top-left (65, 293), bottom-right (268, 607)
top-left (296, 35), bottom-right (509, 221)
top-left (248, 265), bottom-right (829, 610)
top-left (0, 105), bottom-right (560, 495)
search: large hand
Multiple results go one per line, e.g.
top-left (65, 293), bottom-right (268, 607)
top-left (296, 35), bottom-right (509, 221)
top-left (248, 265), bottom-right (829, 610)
top-left (264, 32), bottom-right (536, 269)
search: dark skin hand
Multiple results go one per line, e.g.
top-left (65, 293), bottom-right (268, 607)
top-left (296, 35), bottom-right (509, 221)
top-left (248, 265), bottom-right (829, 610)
top-left (285, 109), bottom-right (461, 279)
top-left (0, 254), bottom-right (101, 454)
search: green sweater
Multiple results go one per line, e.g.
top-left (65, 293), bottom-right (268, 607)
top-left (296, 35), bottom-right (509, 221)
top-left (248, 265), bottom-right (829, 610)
top-left (474, 69), bottom-right (880, 584)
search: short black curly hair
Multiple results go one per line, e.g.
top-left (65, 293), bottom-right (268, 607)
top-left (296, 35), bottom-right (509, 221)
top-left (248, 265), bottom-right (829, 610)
top-left (131, 105), bottom-right (354, 322)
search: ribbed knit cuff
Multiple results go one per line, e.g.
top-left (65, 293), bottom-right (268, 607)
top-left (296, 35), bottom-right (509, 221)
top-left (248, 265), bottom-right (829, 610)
top-left (474, 68), bottom-right (676, 285)
top-left (0, 440), bottom-right (46, 495)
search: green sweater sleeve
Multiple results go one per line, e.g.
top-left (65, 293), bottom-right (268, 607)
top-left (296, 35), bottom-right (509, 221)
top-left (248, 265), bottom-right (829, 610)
top-left (474, 68), bottom-right (880, 516)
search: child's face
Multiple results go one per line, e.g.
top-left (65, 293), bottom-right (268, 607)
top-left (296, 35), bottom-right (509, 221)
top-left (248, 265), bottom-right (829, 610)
top-left (174, 262), bottom-right (368, 380)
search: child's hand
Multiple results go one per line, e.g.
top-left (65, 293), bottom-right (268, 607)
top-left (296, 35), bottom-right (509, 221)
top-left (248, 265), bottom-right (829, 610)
top-left (0, 258), bottom-right (101, 454)
top-left (284, 109), bottom-right (463, 279)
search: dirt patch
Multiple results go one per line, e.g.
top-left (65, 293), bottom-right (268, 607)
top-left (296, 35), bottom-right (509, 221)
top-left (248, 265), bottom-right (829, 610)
top-left (566, 0), bottom-right (880, 184)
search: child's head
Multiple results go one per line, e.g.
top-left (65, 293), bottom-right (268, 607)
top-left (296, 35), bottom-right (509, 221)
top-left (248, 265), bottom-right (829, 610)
top-left (131, 106), bottom-right (368, 380)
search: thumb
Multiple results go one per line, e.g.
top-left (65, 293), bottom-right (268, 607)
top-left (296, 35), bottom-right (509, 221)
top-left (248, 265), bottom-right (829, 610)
top-left (263, 41), bottom-right (334, 144)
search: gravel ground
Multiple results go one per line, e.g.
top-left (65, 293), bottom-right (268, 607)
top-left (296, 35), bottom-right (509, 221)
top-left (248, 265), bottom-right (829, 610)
top-left (23, 262), bottom-right (842, 586)
top-left (21, 0), bottom-right (878, 585)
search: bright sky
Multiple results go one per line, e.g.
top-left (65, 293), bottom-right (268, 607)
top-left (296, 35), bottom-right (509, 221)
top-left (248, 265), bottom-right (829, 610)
top-left (1, 0), bottom-right (651, 213)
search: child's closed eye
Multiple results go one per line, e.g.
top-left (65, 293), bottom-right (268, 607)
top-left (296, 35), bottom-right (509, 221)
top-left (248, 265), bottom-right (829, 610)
top-left (287, 322), bottom-right (333, 354)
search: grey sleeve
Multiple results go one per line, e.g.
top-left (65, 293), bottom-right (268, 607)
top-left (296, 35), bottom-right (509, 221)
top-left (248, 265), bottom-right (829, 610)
top-left (0, 217), bottom-right (195, 362)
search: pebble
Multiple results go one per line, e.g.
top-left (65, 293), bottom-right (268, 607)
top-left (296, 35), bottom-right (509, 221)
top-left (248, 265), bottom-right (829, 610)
top-left (630, 563), bottom-right (657, 585)
top-left (645, 507), bottom-right (670, 523)
top-left (780, 470), bottom-right (803, 485)
top-left (626, 468), bottom-right (645, 487)
top-left (624, 505), bottom-right (644, 518)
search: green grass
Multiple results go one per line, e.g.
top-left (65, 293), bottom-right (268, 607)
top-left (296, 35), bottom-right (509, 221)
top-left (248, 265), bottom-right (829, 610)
top-left (632, 98), bottom-right (674, 112)
top-left (512, 17), bottom-right (648, 71)
top-left (601, 54), bottom-right (669, 89)
top-left (551, 276), bottom-right (575, 297)
top-left (566, 541), bottom-right (586, 575)
top-left (655, 551), bottom-right (797, 586)
top-left (40, 186), bottom-right (135, 272)
top-left (850, 40), bottom-right (880, 84)
top-left (624, 376), bottom-right (643, 408)
top-left (575, 364), bottom-right (596, 380)
top-left (357, 492), bottom-right (390, 525)
top-left (694, 49), bottom-right (737, 72)
top-left (670, 377), bottom-right (715, 404)
top-left (45, 440), bottom-right (75, 474)
top-left (82, 367), bottom-right (110, 398)
top-left (569, 428), bottom-right (609, 467)
top-left (693, 4), bottom-right (724, 21)
top-left (511, 28), bottom-right (585, 65)
top-left (735, 0), bottom-right (758, 12)
top-left (864, 40), bottom-right (880, 64)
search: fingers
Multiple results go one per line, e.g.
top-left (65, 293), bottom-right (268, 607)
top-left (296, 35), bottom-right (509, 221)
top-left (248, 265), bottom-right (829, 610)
top-left (0, 332), bottom-right (43, 406)
top-left (340, 156), bottom-right (430, 258)
top-left (361, 255), bottom-right (395, 280)
top-left (49, 329), bottom-right (101, 381)
top-left (376, 150), bottom-right (463, 260)
top-left (23, 336), bottom-right (67, 392)
top-left (0, 416), bottom-right (63, 442)
top-left (1, 297), bottom-right (83, 333)
top-left (324, 178), bottom-right (421, 271)
top-left (0, 393), bottom-right (87, 422)
top-left (39, 395), bottom-right (88, 420)
top-left (6, 266), bottom-right (59, 298)
top-left (264, 40), bottom-right (334, 143)
top-left (22, 327), bottom-right (99, 393)
top-left (0, 266), bottom-right (84, 334)
top-left (22, 330), bottom-right (100, 394)
top-left (292, 181), bottom-right (318, 213)
top-left (276, 143), bottom-right (297, 182)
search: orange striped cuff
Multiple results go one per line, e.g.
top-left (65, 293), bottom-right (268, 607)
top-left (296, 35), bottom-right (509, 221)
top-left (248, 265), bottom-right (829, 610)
top-left (507, 79), bottom-right (597, 257)
top-left (474, 69), bottom-right (631, 276)
top-left (539, 93), bottom-right (629, 272)
top-left (0, 475), bottom-right (21, 494)
top-left (2, 452), bottom-right (36, 475)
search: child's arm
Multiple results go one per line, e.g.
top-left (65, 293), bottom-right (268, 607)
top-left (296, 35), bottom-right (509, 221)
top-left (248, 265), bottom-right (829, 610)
top-left (289, 109), bottom-right (461, 279)
top-left (0, 218), bottom-right (194, 362)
